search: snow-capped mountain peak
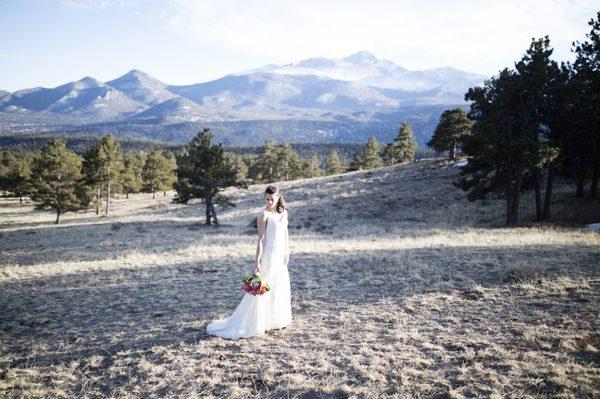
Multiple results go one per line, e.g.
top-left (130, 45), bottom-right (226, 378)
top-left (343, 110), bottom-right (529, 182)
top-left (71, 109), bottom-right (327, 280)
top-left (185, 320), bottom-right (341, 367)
top-left (107, 69), bottom-right (175, 106)
top-left (343, 51), bottom-right (379, 66)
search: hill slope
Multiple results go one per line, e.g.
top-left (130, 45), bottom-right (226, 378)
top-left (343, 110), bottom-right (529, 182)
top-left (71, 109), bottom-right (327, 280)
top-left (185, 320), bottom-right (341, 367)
top-left (0, 158), bottom-right (598, 398)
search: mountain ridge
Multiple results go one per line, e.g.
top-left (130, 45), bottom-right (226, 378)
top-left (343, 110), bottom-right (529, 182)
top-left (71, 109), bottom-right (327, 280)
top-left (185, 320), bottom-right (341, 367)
top-left (0, 51), bottom-right (487, 145)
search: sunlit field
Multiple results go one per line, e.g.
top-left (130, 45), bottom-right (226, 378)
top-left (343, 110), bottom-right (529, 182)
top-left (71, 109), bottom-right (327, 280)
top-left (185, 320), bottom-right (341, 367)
top-left (1, 158), bottom-right (599, 398)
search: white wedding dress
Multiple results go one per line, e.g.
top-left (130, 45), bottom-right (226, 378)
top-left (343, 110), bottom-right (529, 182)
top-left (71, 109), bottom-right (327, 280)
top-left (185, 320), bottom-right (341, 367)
top-left (206, 209), bottom-right (293, 339)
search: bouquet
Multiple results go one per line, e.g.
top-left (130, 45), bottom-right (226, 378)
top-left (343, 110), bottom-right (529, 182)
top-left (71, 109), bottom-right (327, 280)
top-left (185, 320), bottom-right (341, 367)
top-left (242, 273), bottom-right (271, 296)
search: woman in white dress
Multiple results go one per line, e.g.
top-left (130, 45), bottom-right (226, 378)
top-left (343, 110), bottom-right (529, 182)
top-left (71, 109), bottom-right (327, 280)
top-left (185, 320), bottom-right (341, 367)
top-left (206, 185), bottom-right (293, 339)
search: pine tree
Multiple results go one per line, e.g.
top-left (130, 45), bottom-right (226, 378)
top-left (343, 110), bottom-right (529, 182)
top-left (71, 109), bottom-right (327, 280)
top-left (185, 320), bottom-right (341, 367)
top-left (97, 134), bottom-right (124, 215)
top-left (0, 149), bottom-right (10, 196)
top-left (1, 149), bottom-right (35, 203)
top-left (347, 153), bottom-right (364, 171)
top-left (121, 152), bottom-right (144, 198)
top-left (456, 68), bottom-right (533, 226)
top-left (258, 139), bottom-right (278, 182)
top-left (161, 151), bottom-right (177, 196)
top-left (287, 150), bottom-right (304, 180)
top-left (142, 150), bottom-right (172, 199)
top-left (325, 149), bottom-right (344, 175)
top-left (384, 122), bottom-right (417, 165)
top-left (224, 153), bottom-right (250, 184)
top-left (427, 109), bottom-right (473, 160)
top-left (82, 143), bottom-right (103, 215)
top-left (173, 128), bottom-right (248, 224)
top-left (303, 153), bottom-right (322, 178)
top-left (571, 12), bottom-right (600, 197)
top-left (30, 139), bottom-right (89, 224)
top-left (514, 36), bottom-right (561, 220)
top-left (275, 142), bottom-right (292, 181)
top-left (362, 136), bottom-right (384, 169)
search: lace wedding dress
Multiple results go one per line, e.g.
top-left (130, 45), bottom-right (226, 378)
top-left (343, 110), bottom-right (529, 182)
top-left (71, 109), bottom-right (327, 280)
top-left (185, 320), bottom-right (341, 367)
top-left (206, 209), bottom-right (292, 339)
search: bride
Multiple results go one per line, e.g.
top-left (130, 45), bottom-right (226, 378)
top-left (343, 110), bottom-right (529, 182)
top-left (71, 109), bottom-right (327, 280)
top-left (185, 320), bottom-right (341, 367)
top-left (206, 185), bottom-right (293, 339)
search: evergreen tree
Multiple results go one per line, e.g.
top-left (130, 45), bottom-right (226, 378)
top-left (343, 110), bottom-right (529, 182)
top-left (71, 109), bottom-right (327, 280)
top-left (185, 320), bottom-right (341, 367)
top-left (142, 150), bottom-right (172, 199)
top-left (0, 150), bottom-right (10, 196)
top-left (347, 153), bottom-right (364, 171)
top-left (514, 36), bottom-right (561, 220)
top-left (383, 122), bottom-right (417, 165)
top-left (456, 68), bottom-right (533, 226)
top-left (161, 151), bottom-right (177, 196)
top-left (258, 139), bottom-right (278, 182)
top-left (224, 153), bottom-right (250, 184)
top-left (427, 109), bottom-right (473, 160)
top-left (286, 150), bottom-right (304, 180)
top-left (97, 134), bottom-right (124, 215)
top-left (326, 149), bottom-right (345, 175)
top-left (303, 153), bottom-right (323, 178)
top-left (1, 149), bottom-right (35, 203)
top-left (82, 143), bottom-right (103, 215)
top-left (173, 128), bottom-right (248, 224)
top-left (542, 61), bottom-right (573, 218)
top-left (30, 139), bottom-right (89, 224)
top-left (276, 142), bottom-right (298, 181)
top-left (570, 12), bottom-right (600, 197)
top-left (121, 152), bottom-right (145, 198)
top-left (362, 136), bottom-right (384, 169)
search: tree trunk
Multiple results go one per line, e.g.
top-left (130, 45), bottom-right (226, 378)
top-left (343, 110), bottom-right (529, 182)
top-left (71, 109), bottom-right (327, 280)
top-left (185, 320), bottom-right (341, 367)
top-left (205, 197), bottom-right (212, 225)
top-left (211, 201), bottom-right (219, 225)
top-left (590, 164), bottom-right (599, 198)
top-left (163, 191), bottom-right (166, 196)
top-left (450, 141), bottom-right (457, 160)
top-left (105, 180), bottom-right (110, 215)
top-left (534, 167), bottom-right (542, 221)
top-left (507, 160), bottom-right (524, 227)
top-left (56, 186), bottom-right (61, 224)
top-left (19, 195), bottom-right (22, 204)
top-left (96, 186), bottom-right (100, 215)
top-left (126, 191), bottom-right (129, 199)
top-left (152, 191), bottom-right (156, 199)
top-left (506, 185), bottom-right (513, 226)
top-left (542, 162), bottom-right (555, 220)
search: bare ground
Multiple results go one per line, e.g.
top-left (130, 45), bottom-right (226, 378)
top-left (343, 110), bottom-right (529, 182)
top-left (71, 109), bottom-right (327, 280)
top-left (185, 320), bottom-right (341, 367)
top-left (0, 158), bottom-right (599, 398)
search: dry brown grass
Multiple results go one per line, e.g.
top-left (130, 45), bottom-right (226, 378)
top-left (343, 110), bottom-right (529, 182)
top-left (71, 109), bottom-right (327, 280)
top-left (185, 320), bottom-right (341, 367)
top-left (0, 157), bottom-right (599, 398)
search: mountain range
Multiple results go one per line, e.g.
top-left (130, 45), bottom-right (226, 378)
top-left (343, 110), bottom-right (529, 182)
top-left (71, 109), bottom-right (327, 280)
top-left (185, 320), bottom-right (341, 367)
top-left (0, 51), bottom-right (487, 146)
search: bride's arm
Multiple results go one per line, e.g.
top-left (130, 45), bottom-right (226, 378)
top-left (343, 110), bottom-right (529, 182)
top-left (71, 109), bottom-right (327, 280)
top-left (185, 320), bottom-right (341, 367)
top-left (254, 211), bottom-right (267, 273)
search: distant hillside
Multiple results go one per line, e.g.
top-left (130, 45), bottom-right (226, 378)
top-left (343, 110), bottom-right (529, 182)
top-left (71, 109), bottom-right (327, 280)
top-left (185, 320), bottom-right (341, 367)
top-left (0, 51), bottom-right (485, 146)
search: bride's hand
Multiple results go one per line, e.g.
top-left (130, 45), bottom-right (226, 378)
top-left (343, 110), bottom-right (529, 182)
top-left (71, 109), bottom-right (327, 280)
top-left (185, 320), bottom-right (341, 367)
top-left (252, 264), bottom-right (261, 274)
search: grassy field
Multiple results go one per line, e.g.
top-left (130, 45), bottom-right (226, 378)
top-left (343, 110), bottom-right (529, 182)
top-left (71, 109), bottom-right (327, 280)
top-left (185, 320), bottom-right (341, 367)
top-left (0, 158), bottom-right (599, 398)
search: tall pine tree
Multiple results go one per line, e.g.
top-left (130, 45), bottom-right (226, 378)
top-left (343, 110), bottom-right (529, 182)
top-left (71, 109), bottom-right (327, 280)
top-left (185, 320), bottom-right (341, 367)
top-left (121, 152), bottom-right (145, 198)
top-left (303, 153), bottom-right (323, 178)
top-left (427, 109), bottom-right (472, 160)
top-left (384, 122), bottom-right (417, 165)
top-left (571, 12), bottom-right (600, 197)
top-left (173, 128), bottom-right (248, 224)
top-left (30, 139), bottom-right (89, 224)
top-left (362, 136), bottom-right (384, 169)
top-left (97, 134), bottom-right (123, 215)
top-left (142, 150), bottom-right (173, 199)
top-left (326, 149), bottom-right (345, 175)
top-left (514, 36), bottom-right (561, 220)
top-left (456, 68), bottom-right (531, 226)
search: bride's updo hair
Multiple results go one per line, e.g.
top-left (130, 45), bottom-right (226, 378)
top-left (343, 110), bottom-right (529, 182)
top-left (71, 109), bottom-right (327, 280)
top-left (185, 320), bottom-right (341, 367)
top-left (265, 185), bottom-right (286, 213)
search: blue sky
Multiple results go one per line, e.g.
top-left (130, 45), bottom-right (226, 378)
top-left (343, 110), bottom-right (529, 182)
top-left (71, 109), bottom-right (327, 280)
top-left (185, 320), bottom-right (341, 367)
top-left (0, 0), bottom-right (598, 92)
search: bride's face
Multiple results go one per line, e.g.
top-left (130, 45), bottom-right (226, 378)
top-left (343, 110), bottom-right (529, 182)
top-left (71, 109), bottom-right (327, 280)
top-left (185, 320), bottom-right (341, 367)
top-left (265, 193), bottom-right (279, 209)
